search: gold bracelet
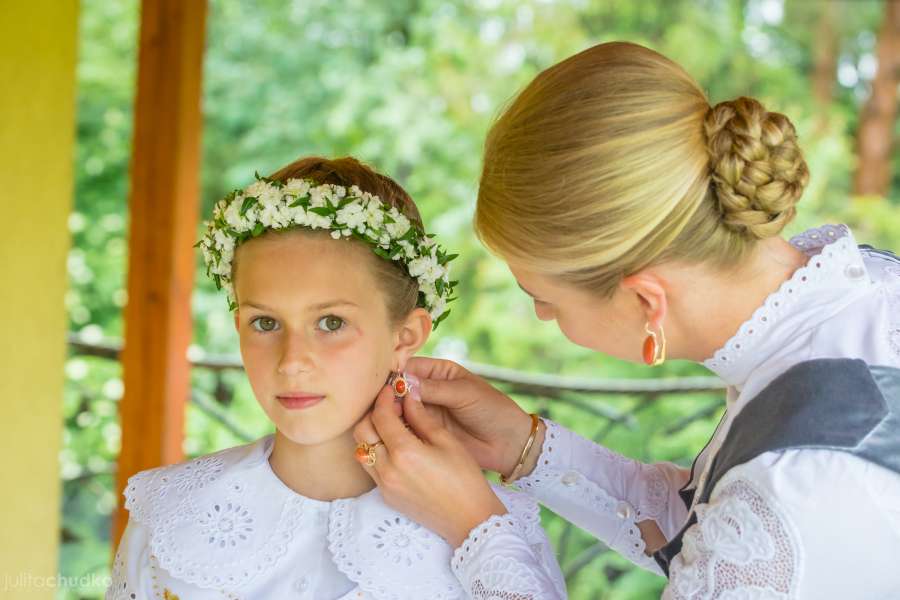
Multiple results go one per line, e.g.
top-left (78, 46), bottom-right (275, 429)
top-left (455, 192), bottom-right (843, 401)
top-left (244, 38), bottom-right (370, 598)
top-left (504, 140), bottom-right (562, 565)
top-left (500, 413), bottom-right (541, 486)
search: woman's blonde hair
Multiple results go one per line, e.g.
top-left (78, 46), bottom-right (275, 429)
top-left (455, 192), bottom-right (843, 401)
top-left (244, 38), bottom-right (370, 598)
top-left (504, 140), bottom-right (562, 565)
top-left (475, 41), bottom-right (809, 296)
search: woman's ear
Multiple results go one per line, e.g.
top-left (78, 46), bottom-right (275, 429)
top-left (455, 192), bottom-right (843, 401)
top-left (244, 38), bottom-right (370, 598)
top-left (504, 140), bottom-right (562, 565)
top-left (620, 271), bottom-right (668, 329)
top-left (233, 311), bottom-right (240, 332)
top-left (392, 307), bottom-right (432, 371)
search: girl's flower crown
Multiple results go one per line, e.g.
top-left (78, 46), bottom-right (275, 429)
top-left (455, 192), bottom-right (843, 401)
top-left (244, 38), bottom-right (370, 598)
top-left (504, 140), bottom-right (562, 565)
top-left (196, 174), bottom-right (458, 329)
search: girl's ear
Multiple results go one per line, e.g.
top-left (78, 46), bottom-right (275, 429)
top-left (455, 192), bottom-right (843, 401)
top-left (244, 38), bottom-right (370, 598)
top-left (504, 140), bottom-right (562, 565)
top-left (234, 311), bottom-right (240, 332)
top-left (393, 307), bottom-right (432, 371)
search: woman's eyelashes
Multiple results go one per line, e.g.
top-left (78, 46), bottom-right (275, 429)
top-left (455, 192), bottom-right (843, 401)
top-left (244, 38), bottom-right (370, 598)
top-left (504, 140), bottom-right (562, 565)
top-left (247, 315), bottom-right (346, 335)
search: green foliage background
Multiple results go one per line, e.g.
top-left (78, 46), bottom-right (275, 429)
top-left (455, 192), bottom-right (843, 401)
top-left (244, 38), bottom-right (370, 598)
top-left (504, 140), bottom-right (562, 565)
top-left (62, 0), bottom-right (899, 598)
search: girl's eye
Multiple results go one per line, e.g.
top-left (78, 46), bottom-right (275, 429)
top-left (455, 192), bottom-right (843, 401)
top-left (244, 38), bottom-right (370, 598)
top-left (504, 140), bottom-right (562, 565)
top-left (250, 316), bottom-right (279, 332)
top-left (317, 315), bottom-right (344, 333)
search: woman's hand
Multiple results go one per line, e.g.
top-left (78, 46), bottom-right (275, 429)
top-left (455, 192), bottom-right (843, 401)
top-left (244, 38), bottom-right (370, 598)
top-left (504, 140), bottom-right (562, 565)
top-left (403, 357), bottom-right (544, 478)
top-left (353, 385), bottom-right (509, 548)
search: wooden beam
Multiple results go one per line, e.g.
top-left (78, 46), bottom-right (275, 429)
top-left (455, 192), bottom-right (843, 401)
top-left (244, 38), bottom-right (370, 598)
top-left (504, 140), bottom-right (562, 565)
top-left (113, 0), bottom-right (208, 546)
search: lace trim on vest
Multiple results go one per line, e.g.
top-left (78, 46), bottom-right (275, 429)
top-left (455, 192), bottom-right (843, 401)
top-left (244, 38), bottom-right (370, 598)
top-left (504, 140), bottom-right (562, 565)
top-left (663, 478), bottom-right (800, 600)
top-left (882, 261), bottom-right (900, 360)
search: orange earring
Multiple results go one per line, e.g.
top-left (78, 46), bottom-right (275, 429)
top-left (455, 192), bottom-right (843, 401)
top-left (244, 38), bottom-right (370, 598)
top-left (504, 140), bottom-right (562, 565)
top-left (642, 322), bottom-right (666, 366)
top-left (389, 372), bottom-right (409, 398)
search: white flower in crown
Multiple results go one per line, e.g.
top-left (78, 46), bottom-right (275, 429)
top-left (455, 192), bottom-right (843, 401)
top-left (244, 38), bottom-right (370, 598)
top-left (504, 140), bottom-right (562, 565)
top-left (223, 199), bottom-right (250, 233)
top-left (336, 202), bottom-right (367, 232)
top-left (196, 174), bottom-right (458, 328)
top-left (284, 178), bottom-right (311, 197)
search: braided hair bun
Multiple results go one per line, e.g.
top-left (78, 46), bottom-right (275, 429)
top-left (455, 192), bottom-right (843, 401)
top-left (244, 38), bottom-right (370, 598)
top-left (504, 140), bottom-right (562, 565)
top-left (704, 97), bottom-right (809, 240)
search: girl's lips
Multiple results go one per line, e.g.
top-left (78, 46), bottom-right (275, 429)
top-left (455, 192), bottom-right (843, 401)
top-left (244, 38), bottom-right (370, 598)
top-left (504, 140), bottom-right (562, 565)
top-left (276, 395), bottom-right (325, 410)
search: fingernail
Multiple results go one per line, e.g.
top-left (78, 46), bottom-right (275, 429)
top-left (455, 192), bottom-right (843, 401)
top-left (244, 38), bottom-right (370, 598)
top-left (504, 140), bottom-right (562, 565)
top-left (404, 372), bottom-right (422, 402)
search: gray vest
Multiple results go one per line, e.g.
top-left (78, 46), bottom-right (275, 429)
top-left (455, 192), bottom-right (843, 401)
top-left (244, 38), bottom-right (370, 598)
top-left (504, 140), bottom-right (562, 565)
top-left (653, 358), bottom-right (900, 576)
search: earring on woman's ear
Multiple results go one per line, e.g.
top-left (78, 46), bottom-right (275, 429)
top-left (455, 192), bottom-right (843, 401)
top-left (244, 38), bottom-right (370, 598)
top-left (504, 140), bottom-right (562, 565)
top-left (642, 322), bottom-right (666, 366)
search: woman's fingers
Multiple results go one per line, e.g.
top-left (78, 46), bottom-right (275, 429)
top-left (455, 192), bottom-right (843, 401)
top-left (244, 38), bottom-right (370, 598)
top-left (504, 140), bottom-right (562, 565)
top-left (401, 390), bottom-right (448, 445)
top-left (404, 356), bottom-right (467, 382)
top-left (371, 384), bottom-right (420, 451)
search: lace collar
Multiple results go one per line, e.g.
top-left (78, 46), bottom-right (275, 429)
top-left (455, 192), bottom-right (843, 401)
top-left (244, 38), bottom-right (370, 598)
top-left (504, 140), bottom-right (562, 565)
top-left (701, 224), bottom-right (874, 397)
top-left (123, 435), bottom-right (539, 598)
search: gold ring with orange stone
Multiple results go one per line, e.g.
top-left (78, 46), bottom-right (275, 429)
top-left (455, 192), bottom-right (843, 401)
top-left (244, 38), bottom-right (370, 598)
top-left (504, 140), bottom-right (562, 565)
top-left (355, 440), bottom-right (384, 467)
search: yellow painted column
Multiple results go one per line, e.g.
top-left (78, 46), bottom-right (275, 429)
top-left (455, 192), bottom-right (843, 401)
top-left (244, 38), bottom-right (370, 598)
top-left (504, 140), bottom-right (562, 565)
top-left (0, 1), bottom-right (79, 598)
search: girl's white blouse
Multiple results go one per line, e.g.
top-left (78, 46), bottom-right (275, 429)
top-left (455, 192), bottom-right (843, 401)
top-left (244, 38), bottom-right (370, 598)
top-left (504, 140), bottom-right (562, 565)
top-left (455, 224), bottom-right (900, 599)
top-left (106, 433), bottom-right (566, 600)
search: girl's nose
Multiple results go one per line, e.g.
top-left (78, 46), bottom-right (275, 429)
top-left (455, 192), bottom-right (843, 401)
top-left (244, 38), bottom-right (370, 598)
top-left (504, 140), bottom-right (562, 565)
top-left (277, 335), bottom-right (315, 375)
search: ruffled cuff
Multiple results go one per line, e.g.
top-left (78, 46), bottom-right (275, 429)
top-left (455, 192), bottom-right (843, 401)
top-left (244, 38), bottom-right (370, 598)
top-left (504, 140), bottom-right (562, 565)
top-left (514, 418), bottom-right (667, 573)
top-left (451, 513), bottom-right (564, 599)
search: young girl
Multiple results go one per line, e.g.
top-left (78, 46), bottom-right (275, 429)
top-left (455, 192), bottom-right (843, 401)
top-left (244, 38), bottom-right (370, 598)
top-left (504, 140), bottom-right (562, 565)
top-left (106, 157), bottom-right (566, 599)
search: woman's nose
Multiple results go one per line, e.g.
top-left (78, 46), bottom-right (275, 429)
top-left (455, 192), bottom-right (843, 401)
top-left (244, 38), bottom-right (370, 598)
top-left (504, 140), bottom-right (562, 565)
top-left (277, 334), bottom-right (315, 375)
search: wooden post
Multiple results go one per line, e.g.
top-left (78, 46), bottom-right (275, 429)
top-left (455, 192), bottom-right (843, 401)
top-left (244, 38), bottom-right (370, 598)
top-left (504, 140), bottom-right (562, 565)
top-left (113, 0), bottom-right (208, 547)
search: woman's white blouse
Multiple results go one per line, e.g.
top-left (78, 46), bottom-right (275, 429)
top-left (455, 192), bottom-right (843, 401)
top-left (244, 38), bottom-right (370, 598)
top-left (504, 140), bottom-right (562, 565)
top-left (457, 224), bottom-right (900, 599)
top-left (106, 433), bottom-right (566, 599)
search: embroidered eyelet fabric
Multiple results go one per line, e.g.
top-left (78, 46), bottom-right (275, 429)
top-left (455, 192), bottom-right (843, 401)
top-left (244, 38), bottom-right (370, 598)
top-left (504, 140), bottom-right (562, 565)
top-left (703, 224), bottom-right (871, 379)
top-left (449, 495), bottom-right (567, 600)
top-left (107, 435), bottom-right (562, 600)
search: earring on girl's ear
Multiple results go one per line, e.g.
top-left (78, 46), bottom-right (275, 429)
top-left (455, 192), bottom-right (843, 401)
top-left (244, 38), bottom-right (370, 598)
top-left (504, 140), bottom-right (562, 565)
top-left (642, 322), bottom-right (666, 366)
top-left (388, 371), bottom-right (409, 398)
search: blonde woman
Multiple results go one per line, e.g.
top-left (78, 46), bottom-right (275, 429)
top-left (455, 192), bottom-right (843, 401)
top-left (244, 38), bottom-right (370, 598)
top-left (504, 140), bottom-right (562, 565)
top-left (352, 42), bottom-right (900, 598)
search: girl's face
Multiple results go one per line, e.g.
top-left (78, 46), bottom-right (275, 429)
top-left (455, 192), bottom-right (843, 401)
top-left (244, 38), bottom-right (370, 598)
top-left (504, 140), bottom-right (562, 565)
top-left (233, 232), bottom-right (422, 446)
